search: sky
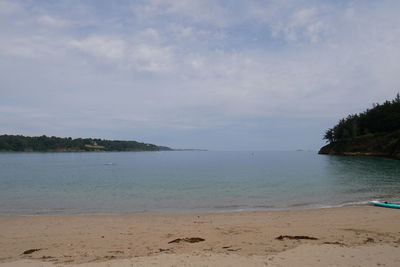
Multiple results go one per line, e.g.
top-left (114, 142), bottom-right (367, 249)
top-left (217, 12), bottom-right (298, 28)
top-left (1, 0), bottom-right (400, 150)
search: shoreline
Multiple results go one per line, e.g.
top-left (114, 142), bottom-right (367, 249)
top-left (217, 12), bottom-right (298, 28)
top-left (0, 201), bottom-right (375, 217)
top-left (1, 206), bottom-right (399, 266)
top-left (318, 150), bottom-right (400, 160)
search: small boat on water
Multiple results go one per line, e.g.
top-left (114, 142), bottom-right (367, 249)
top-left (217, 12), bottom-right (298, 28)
top-left (370, 200), bottom-right (400, 209)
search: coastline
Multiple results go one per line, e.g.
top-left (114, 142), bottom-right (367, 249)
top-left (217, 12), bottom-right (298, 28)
top-left (318, 148), bottom-right (399, 160)
top-left (0, 200), bottom-right (374, 217)
top-left (1, 206), bottom-right (399, 266)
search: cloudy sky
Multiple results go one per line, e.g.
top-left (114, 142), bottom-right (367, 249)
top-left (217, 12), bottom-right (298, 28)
top-left (1, 0), bottom-right (399, 150)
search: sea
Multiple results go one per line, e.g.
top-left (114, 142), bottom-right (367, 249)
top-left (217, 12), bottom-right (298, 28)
top-left (0, 151), bottom-right (399, 216)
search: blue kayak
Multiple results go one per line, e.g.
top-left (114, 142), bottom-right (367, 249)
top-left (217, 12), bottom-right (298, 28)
top-left (370, 201), bottom-right (400, 209)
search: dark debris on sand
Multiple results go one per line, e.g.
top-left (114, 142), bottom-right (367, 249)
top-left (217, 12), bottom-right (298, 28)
top-left (276, 235), bottom-right (318, 240)
top-left (168, 237), bottom-right (205, 244)
top-left (22, 249), bottom-right (41, 255)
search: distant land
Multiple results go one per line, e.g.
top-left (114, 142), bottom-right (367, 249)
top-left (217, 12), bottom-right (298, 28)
top-left (172, 148), bottom-right (208, 151)
top-left (0, 135), bottom-right (173, 152)
top-left (319, 94), bottom-right (400, 159)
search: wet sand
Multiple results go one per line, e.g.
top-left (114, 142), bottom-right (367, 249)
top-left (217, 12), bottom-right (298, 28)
top-left (1, 206), bottom-right (400, 266)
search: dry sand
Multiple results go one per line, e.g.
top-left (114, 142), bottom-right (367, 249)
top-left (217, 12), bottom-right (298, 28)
top-left (1, 206), bottom-right (399, 266)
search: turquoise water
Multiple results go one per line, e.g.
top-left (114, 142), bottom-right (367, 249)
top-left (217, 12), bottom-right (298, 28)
top-left (0, 151), bottom-right (399, 215)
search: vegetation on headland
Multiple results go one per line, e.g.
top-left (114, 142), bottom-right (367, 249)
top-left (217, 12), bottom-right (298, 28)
top-left (0, 135), bottom-right (172, 152)
top-left (319, 94), bottom-right (400, 159)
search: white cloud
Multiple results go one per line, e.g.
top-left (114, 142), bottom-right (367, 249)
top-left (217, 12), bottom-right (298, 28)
top-left (251, 3), bottom-right (333, 44)
top-left (0, 0), bottom-right (21, 15)
top-left (69, 36), bottom-right (126, 60)
top-left (68, 34), bottom-right (175, 73)
top-left (0, 36), bottom-right (67, 58)
top-left (130, 44), bottom-right (175, 73)
top-left (168, 24), bottom-right (194, 38)
top-left (132, 0), bottom-right (231, 27)
top-left (37, 15), bottom-right (70, 27)
top-left (137, 28), bottom-right (161, 42)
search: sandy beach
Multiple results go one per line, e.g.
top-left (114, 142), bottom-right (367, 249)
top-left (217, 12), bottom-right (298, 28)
top-left (1, 206), bottom-right (400, 266)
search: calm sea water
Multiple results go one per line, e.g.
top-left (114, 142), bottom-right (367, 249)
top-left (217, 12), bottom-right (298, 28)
top-left (0, 151), bottom-right (400, 215)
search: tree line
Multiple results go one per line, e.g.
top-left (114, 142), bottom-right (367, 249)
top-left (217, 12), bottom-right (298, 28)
top-left (323, 93), bottom-right (400, 144)
top-left (0, 135), bottom-right (166, 152)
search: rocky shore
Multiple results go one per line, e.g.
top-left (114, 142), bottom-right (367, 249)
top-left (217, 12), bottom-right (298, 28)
top-left (319, 131), bottom-right (400, 160)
